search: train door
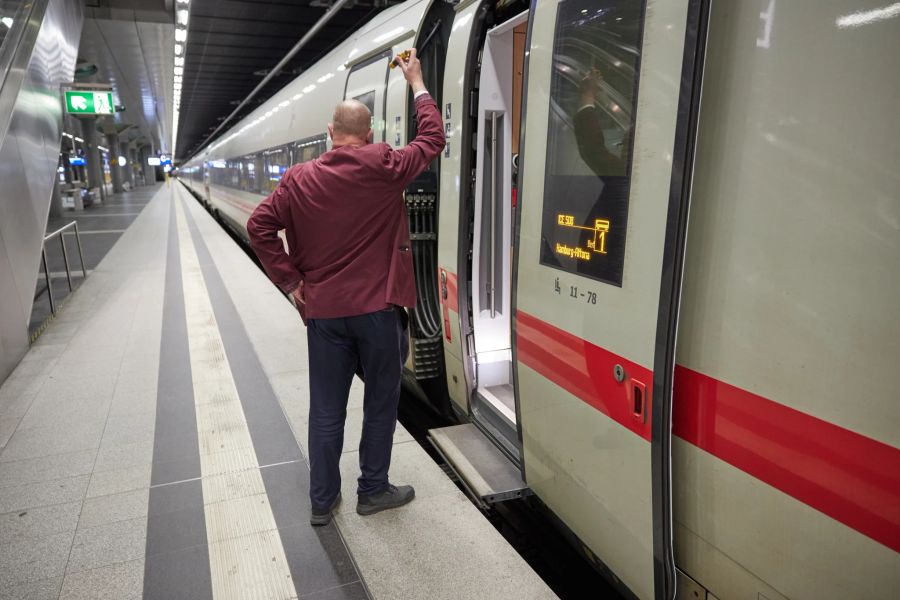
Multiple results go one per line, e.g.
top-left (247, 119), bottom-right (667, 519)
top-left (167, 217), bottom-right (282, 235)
top-left (513, 1), bottom-right (707, 599)
top-left (468, 9), bottom-right (529, 456)
top-left (343, 51), bottom-right (390, 142)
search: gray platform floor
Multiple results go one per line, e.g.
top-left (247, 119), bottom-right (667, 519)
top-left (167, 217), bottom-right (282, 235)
top-left (0, 184), bottom-right (557, 600)
top-left (30, 183), bottom-right (162, 335)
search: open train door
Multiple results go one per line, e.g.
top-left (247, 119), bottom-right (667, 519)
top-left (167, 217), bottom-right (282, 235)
top-left (512, 1), bottom-right (708, 598)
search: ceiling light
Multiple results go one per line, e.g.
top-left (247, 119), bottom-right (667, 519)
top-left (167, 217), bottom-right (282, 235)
top-left (177, 10), bottom-right (189, 25)
top-left (174, 66), bottom-right (183, 76)
top-left (175, 43), bottom-right (183, 56)
top-left (176, 0), bottom-right (189, 5)
top-left (837, 2), bottom-right (900, 27)
top-left (175, 28), bottom-right (186, 42)
top-left (174, 56), bottom-right (184, 66)
top-left (1, 17), bottom-right (13, 28)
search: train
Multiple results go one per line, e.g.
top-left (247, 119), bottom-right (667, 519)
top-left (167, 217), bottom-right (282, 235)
top-left (176, 0), bottom-right (900, 598)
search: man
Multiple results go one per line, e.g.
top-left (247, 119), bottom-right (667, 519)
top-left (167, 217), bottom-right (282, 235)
top-left (573, 68), bottom-right (626, 177)
top-left (247, 49), bottom-right (444, 526)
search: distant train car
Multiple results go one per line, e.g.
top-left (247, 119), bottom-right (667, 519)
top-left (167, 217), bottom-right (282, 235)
top-left (178, 1), bottom-right (900, 598)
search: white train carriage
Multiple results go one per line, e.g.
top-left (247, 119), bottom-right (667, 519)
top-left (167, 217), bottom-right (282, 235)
top-left (178, 1), bottom-right (900, 598)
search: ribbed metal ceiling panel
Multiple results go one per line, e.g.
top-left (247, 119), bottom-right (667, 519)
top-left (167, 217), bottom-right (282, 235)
top-left (177, 0), bottom-right (402, 160)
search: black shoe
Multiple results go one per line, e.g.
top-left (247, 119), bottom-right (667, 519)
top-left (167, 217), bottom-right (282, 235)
top-left (310, 492), bottom-right (342, 527)
top-left (356, 484), bottom-right (415, 516)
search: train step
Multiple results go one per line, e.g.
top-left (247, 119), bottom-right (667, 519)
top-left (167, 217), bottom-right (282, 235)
top-left (427, 424), bottom-right (531, 509)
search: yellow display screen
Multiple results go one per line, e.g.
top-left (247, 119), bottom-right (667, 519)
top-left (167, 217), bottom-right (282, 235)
top-left (542, 196), bottom-right (626, 285)
top-left (555, 215), bottom-right (609, 258)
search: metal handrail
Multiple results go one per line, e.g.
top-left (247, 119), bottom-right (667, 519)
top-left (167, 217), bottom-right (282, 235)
top-left (39, 221), bottom-right (87, 315)
top-left (489, 112), bottom-right (497, 318)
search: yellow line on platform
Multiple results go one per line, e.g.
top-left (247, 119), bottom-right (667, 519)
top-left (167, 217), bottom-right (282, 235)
top-left (173, 192), bottom-right (298, 599)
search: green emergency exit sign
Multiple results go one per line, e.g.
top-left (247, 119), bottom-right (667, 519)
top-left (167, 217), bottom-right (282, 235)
top-left (64, 91), bottom-right (114, 115)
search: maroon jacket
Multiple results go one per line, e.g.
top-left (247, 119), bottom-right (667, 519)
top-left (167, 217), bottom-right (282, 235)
top-left (247, 93), bottom-right (444, 321)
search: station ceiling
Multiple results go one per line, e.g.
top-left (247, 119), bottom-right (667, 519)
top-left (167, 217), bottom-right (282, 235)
top-left (176, 0), bottom-right (403, 161)
top-left (70, 1), bottom-right (174, 155)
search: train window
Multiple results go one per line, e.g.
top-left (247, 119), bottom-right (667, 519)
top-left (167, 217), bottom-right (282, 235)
top-left (537, 0), bottom-right (644, 287)
top-left (263, 145), bottom-right (291, 193)
top-left (293, 134), bottom-right (327, 164)
top-left (208, 159), bottom-right (224, 186)
top-left (229, 163), bottom-right (236, 188)
top-left (353, 90), bottom-right (376, 128)
top-left (208, 135), bottom-right (327, 197)
top-left (241, 155), bottom-right (258, 193)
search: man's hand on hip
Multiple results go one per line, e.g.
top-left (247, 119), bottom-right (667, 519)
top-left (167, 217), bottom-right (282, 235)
top-left (396, 48), bottom-right (427, 96)
top-left (290, 281), bottom-right (305, 308)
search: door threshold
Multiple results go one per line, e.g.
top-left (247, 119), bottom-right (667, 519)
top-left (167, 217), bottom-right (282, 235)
top-left (428, 423), bottom-right (530, 509)
top-left (477, 384), bottom-right (516, 423)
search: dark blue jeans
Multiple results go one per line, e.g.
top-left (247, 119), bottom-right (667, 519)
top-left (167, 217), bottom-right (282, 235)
top-left (306, 306), bottom-right (409, 512)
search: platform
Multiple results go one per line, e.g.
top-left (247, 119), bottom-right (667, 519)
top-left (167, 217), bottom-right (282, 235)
top-left (0, 184), bottom-right (556, 600)
top-left (31, 184), bottom-right (162, 336)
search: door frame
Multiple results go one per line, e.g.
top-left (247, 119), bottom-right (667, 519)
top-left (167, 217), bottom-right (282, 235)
top-left (508, 0), bottom-right (538, 482)
top-left (466, 7), bottom-right (531, 462)
top-left (648, 0), bottom-right (710, 595)
top-left (452, 0), bottom-right (534, 468)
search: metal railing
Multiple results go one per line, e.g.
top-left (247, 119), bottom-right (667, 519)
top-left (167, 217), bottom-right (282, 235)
top-left (39, 221), bottom-right (86, 315)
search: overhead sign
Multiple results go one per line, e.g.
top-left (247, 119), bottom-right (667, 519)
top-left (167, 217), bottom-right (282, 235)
top-left (65, 91), bottom-right (114, 115)
top-left (147, 157), bottom-right (161, 166)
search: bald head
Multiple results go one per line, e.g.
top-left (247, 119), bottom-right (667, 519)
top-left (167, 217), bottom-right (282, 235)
top-left (331, 100), bottom-right (372, 140)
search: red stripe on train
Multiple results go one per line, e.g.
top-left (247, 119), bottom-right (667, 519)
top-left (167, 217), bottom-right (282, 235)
top-left (515, 310), bottom-right (900, 552)
top-left (674, 367), bottom-right (900, 553)
top-left (219, 195), bottom-right (254, 215)
top-left (515, 310), bottom-right (653, 441)
top-left (439, 269), bottom-right (458, 342)
top-left (443, 270), bottom-right (458, 312)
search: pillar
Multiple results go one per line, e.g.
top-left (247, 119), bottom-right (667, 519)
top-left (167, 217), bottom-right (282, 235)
top-left (79, 117), bottom-right (104, 203)
top-left (141, 146), bottom-right (155, 185)
top-left (120, 142), bottom-right (134, 189)
top-left (106, 133), bottom-right (123, 193)
top-left (127, 146), bottom-right (139, 185)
